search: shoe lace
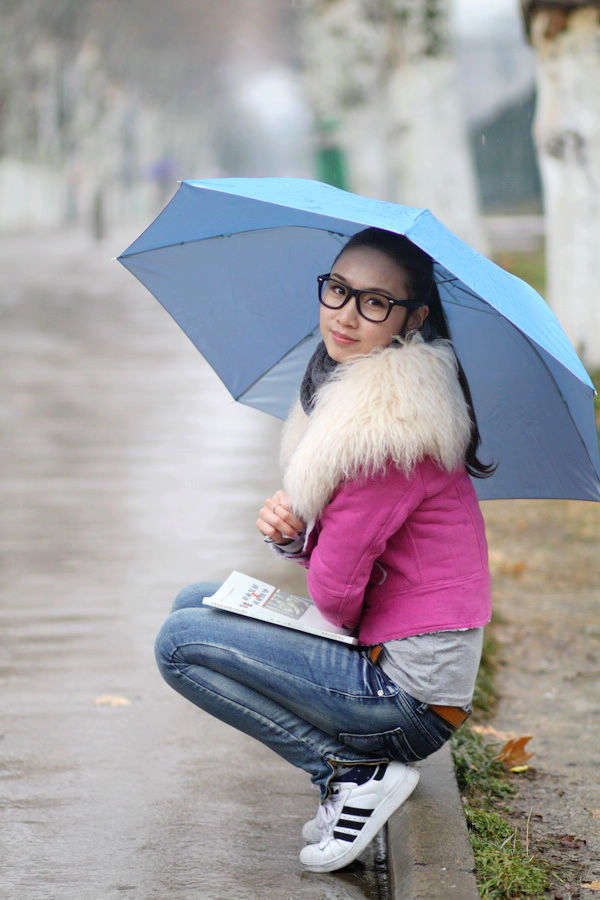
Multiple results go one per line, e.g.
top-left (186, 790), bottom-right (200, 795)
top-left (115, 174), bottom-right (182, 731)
top-left (315, 786), bottom-right (345, 848)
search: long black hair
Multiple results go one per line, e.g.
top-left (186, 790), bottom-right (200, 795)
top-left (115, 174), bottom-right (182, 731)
top-left (337, 228), bottom-right (496, 479)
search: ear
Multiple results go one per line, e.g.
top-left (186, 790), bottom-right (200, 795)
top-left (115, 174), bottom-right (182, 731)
top-left (407, 305), bottom-right (429, 332)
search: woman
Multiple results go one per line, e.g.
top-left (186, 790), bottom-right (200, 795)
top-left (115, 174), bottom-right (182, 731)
top-left (155, 227), bottom-right (492, 874)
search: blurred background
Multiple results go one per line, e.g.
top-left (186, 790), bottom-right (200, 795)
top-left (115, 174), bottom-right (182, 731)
top-left (2, 0), bottom-right (599, 369)
top-left (0, 0), bottom-right (538, 234)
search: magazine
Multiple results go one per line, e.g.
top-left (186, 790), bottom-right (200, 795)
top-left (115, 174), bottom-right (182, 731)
top-left (204, 571), bottom-right (358, 645)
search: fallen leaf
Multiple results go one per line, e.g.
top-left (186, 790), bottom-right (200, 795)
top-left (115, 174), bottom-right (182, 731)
top-left (497, 560), bottom-right (527, 577)
top-left (93, 695), bottom-right (131, 707)
top-left (581, 882), bottom-right (600, 891)
top-left (559, 834), bottom-right (587, 849)
top-left (496, 735), bottom-right (535, 768)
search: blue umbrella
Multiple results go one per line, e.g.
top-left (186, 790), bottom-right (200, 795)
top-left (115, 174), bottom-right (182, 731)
top-left (118, 177), bottom-right (600, 502)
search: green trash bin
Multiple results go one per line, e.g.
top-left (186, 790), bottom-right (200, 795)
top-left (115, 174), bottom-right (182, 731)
top-left (315, 119), bottom-right (349, 191)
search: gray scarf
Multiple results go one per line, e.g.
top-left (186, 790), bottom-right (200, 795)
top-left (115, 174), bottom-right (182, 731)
top-left (300, 341), bottom-right (339, 414)
top-left (299, 322), bottom-right (438, 415)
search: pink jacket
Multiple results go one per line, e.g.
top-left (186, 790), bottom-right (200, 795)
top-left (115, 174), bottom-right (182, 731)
top-left (280, 336), bottom-right (492, 646)
top-left (298, 459), bottom-right (490, 644)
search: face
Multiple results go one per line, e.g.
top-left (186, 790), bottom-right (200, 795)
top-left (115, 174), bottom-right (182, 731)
top-left (319, 246), bottom-right (429, 363)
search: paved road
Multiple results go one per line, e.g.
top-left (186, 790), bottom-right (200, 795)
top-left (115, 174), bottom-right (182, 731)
top-left (0, 229), bottom-right (381, 899)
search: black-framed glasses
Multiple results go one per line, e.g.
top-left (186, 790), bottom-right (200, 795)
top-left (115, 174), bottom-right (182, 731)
top-left (317, 274), bottom-right (422, 323)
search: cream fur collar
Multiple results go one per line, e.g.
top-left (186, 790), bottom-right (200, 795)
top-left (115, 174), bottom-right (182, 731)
top-left (280, 335), bottom-right (471, 524)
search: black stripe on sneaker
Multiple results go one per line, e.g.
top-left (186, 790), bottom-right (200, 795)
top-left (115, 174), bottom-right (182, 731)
top-left (333, 831), bottom-right (356, 842)
top-left (337, 817), bottom-right (365, 831)
top-left (342, 805), bottom-right (373, 817)
top-left (373, 763), bottom-right (387, 781)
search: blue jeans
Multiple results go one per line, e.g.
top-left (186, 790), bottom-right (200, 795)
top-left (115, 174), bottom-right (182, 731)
top-left (154, 582), bottom-right (454, 799)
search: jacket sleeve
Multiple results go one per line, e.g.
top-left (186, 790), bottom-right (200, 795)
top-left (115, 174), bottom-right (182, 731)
top-left (267, 533), bottom-right (309, 563)
top-left (306, 465), bottom-right (426, 631)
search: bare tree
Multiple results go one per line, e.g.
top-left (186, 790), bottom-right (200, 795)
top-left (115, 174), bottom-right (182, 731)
top-left (300, 0), bottom-right (487, 250)
top-left (522, 1), bottom-right (600, 366)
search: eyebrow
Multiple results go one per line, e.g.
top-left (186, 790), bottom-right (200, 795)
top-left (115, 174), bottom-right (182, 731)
top-left (330, 271), bottom-right (397, 298)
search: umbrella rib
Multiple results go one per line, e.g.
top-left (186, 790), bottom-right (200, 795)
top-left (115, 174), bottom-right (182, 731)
top-left (434, 276), bottom-right (460, 285)
top-left (118, 226), bottom-right (350, 259)
top-left (478, 311), bottom-right (598, 480)
top-left (518, 333), bottom-right (600, 475)
top-left (442, 296), bottom-right (498, 315)
top-left (237, 328), bottom-right (321, 402)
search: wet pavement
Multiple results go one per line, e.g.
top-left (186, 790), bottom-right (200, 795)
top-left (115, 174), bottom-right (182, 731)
top-left (0, 229), bottom-right (382, 899)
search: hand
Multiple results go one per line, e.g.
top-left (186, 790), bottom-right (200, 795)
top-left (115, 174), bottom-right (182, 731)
top-left (256, 490), bottom-right (306, 544)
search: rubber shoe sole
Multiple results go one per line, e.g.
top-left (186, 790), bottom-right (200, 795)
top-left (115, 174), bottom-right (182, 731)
top-left (299, 762), bottom-right (420, 873)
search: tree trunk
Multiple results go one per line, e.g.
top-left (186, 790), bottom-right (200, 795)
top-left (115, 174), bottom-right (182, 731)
top-left (300, 0), bottom-right (487, 251)
top-left (525, 4), bottom-right (600, 366)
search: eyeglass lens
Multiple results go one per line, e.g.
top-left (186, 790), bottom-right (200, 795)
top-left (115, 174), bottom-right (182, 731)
top-left (320, 278), bottom-right (392, 322)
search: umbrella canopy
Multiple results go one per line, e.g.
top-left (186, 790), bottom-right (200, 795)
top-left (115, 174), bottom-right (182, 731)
top-left (118, 177), bottom-right (600, 502)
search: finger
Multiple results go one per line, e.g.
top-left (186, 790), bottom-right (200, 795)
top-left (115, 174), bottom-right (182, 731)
top-left (278, 507), bottom-right (305, 534)
top-left (256, 519), bottom-right (294, 545)
top-left (272, 507), bottom-right (301, 538)
top-left (268, 495), bottom-right (305, 534)
top-left (258, 505), bottom-right (299, 540)
top-left (256, 517), bottom-right (284, 541)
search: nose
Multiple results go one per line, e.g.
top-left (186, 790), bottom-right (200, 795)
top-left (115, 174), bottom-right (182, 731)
top-left (335, 294), bottom-right (359, 326)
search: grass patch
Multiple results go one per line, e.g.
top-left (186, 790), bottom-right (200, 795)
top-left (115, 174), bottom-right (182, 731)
top-left (494, 247), bottom-right (546, 297)
top-left (452, 727), bottom-right (550, 898)
top-left (452, 726), bottom-right (514, 806)
top-left (466, 808), bottom-right (550, 899)
top-left (451, 630), bottom-right (552, 898)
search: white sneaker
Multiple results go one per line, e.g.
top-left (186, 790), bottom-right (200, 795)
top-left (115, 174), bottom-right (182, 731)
top-left (301, 815), bottom-right (322, 844)
top-left (299, 762), bottom-right (419, 873)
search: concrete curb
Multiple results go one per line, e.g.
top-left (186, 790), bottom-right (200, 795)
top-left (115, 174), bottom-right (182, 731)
top-left (387, 743), bottom-right (480, 898)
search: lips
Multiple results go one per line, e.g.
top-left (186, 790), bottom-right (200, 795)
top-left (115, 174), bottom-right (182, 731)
top-left (331, 330), bottom-right (358, 345)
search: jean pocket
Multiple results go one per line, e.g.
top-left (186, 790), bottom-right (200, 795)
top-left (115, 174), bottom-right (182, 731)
top-left (339, 719), bottom-right (447, 763)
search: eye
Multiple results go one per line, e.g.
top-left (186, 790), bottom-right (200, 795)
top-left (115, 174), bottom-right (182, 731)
top-left (330, 281), bottom-right (347, 296)
top-left (364, 294), bottom-right (388, 309)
